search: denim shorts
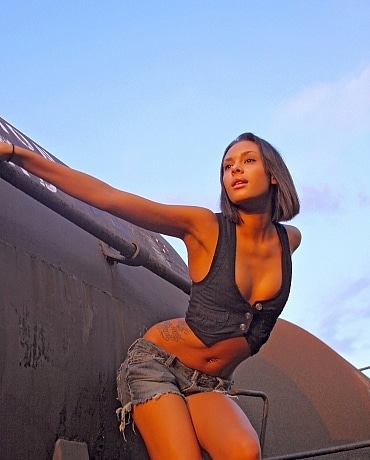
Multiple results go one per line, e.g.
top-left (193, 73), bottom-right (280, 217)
top-left (116, 338), bottom-right (233, 437)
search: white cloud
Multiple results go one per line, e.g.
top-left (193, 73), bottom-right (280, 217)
top-left (274, 65), bottom-right (370, 132)
top-left (270, 65), bottom-right (370, 216)
top-left (308, 275), bottom-right (370, 368)
top-left (299, 184), bottom-right (342, 213)
top-left (358, 191), bottom-right (370, 206)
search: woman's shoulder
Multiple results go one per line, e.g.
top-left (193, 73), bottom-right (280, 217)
top-left (280, 223), bottom-right (301, 254)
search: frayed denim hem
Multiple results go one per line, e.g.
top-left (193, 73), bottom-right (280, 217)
top-left (116, 402), bottom-right (133, 441)
top-left (116, 391), bottom-right (186, 441)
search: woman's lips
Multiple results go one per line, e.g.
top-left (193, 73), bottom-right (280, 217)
top-left (231, 178), bottom-right (248, 188)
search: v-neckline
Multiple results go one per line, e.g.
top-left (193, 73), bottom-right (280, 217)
top-left (233, 222), bottom-right (284, 307)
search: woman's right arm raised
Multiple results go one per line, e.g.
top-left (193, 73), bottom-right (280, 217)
top-left (0, 143), bottom-right (213, 240)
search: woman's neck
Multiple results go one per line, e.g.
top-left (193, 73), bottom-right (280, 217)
top-left (236, 211), bottom-right (275, 240)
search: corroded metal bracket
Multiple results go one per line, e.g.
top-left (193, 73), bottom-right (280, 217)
top-left (99, 240), bottom-right (141, 266)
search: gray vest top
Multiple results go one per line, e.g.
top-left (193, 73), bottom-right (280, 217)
top-left (185, 213), bottom-right (292, 355)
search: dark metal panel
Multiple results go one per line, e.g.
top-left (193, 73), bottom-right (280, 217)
top-left (0, 179), bottom-right (189, 459)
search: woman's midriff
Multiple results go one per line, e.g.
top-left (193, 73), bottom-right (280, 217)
top-left (143, 317), bottom-right (251, 377)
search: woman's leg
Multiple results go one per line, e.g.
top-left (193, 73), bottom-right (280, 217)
top-left (132, 393), bottom-right (203, 460)
top-left (186, 391), bottom-right (261, 460)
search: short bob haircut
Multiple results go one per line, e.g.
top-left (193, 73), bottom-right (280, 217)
top-left (220, 133), bottom-right (300, 224)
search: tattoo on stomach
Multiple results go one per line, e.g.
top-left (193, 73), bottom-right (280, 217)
top-left (156, 320), bottom-right (190, 342)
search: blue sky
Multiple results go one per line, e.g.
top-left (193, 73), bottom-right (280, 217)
top-left (1, 1), bottom-right (370, 373)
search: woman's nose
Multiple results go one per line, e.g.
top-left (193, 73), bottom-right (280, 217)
top-left (232, 162), bottom-right (243, 173)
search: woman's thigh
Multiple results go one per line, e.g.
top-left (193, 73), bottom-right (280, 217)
top-left (186, 391), bottom-right (261, 460)
top-left (133, 393), bottom-right (203, 460)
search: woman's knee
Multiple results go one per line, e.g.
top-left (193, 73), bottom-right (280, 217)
top-left (206, 429), bottom-right (261, 460)
top-left (238, 438), bottom-right (261, 460)
top-left (220, 433), bottom-right (261, 460)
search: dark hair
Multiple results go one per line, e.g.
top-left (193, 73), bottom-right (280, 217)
top-left (220, 132), bottom-right (300, 224)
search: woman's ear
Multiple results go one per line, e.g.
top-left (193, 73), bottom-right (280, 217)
top-left (270, 174), bottom-right (277, 184)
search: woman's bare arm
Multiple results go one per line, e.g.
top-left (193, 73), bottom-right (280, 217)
top-left (0, 142), bottom-right (214, 240)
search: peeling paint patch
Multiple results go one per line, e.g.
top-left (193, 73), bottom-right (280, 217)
top-left (16, 306), bottom-right (53, 368)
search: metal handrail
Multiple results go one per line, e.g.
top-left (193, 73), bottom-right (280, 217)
top-left (263, 439), bottom-right (370, 460)
top-left (0, 161), bottom-right (191, 294)
top-left (229, 389), bottom-right (269, 455)
top-left (359, 365), bottom-right (370, 372)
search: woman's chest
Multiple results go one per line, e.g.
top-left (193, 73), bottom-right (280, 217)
top-left (234, 248), bottom-right (282, 304)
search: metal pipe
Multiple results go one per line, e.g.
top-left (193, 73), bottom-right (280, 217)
top-left (264, 440), bottom-right (370, 460)
top-left (229, 389), bottom-right (269, 454)
top-left (359, 365), bottom-right (370, 371)
top-left (0, 162), bottom-right (191, 294)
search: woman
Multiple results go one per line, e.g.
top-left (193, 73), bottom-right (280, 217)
top-left (0, 133), bottom-right (301, 460)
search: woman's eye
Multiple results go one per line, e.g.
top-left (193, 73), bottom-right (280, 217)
top-left (224, 164), bottom-right (232, 170)
top-left (245, 158), bottom-right (255, 163)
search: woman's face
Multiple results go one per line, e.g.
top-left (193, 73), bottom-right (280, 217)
top-left (222, 140), bottom-right (276, 208)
